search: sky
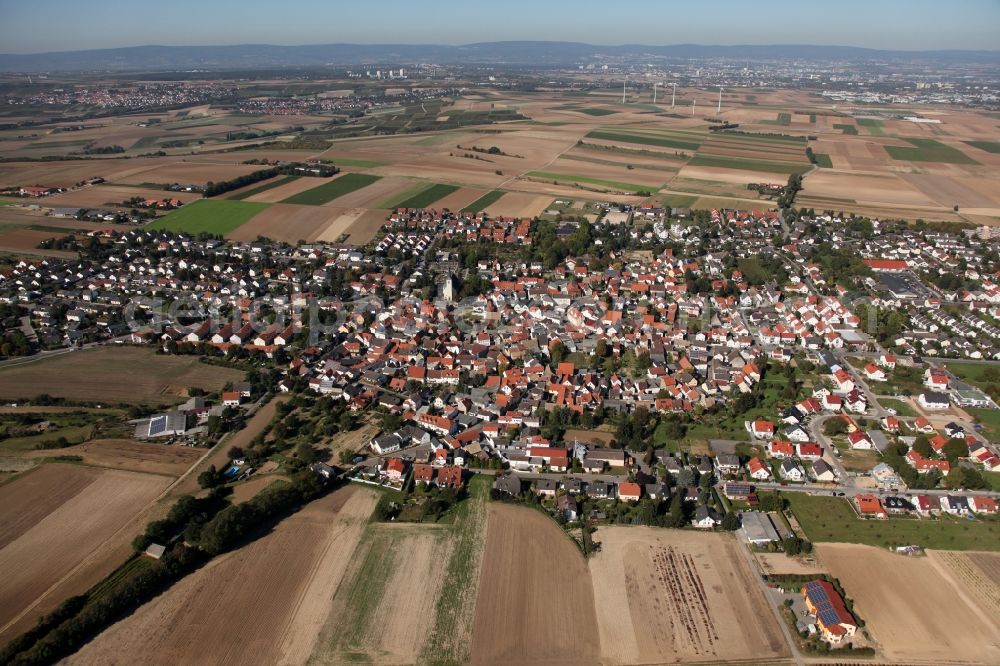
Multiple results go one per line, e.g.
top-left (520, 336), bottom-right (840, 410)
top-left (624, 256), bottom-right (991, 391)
top-left (1, 0), bottom-right (998, 53)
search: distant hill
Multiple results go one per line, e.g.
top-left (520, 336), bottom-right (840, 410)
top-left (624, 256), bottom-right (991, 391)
top-left (1, 41), bottom-right (997, 72)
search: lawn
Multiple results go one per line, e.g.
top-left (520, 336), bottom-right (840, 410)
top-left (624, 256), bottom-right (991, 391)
top-left (785, 492), bottom-right (1000, 551)
top-left (942, 361), bottom-right (1000, 389)
top-left (856, 117), bottom-right (884, 136)
top-left (393, 183), bottom-right (459, 209)
top-left (585, 129), bottom-right (701, 151)
top-left (462, 189), bottom-right (506, 213)
top-left (984, 472), bottom-right (1000, 493)
top-left (884, 138), bottom-right (979, 165)
top-left (687, 154), bottom-right (812, 175)
top-left (527, 171), bottom-right (658, 193)
top-left (967, 408), bottom-right (1000, 443)
top-left (228, 175), bottom-right (299, 200)
top-left (148, 199), bottom-right (270, 234)
top-left (576, 108), bottom-right (618, 116)
top-left (963, 140), bottom-right (1000, 154)
top-left (833, 124), bottom-right (858, 135)
top-left (280, 173), bottom-right (381, 205)
top-left (877, 397), bottom-right (916, 417)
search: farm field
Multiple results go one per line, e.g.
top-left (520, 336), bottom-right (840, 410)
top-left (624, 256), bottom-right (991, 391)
top-left (817, 544), bottom-right (1000, 664)
top-left (14, 439), bottom-right (202, 477)
top-left (225, 202), bottom-right (341, 243)
top-left (0, 347), bottom-right (245, 405)
top-left (786, 492), bottom-right (1000, 550)
top-left (472, 191), bottom-right (551, 218)
top-left (0, 464), bottom-right (171, 637)
top-left (391, 182), bottom-right (460, 209)
top-left (526, 171), bottom-right (657, 193)
top-left (311, 523), bottom-right (451, 665)
top-left (463, 189), bottom-right (506, 212)
top-left (884, 137), bottom-right (979, 164)
top-left (227, 175), bottom-right (299, 200)
top-left (590, 527), bottom-right (789, 664)
top-left (470, 503), bottom-right (600, 665)
top-left (67, 485), bottom-right (379, 666)
top-left (281, 173), bottom-right (381, 205)
top-left (45, 185), bottom-right (202, 209)
top-left (148, 199), bottom-right (270, 235)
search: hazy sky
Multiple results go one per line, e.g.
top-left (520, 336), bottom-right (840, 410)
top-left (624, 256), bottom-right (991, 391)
top-left (1, 0), bottom-right (998, 53)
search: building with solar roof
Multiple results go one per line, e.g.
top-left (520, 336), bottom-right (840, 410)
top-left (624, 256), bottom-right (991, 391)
top-left (803, 579), bottom-right (857, 643)
top-left (135, 411), bottom-right (188, 439)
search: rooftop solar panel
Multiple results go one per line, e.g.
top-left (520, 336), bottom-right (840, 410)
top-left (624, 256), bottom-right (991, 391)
top-left (148, 415), bottom-right (167, 436)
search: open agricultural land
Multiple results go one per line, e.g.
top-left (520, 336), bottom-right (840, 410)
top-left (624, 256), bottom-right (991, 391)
top-left (0, 347), bottom-right (245, 405)
top-left (0, 464), bottom-right (172, 639)
top-left (4, 86), bottom-right (999, 246)
top-left (67, 486), bottom-right (379, 666)
top-left (817, 544), bottom-right (1000, 665)
top-left (471, 503), bottom-right (600, 666)
top-left (590, 527), bottom-right (789, 665)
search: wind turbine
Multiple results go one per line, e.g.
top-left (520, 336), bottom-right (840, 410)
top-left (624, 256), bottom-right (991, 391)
top-left (691, 98), bottom-right (696, 116)
top-left (622, 76), bottom-right (628, 105)
top-left (717, 87), bottom-right (723, 114)
top-left (671, 82), bottom-right (676, 108)
top-left (653, 82), bottom-right (659, 105)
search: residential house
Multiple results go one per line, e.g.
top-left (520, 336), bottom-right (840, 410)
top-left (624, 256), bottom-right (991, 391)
top-left (856, 494), bottom-right (888, 519)
top-left (747, 457), bottom-right (771, 481)
top-left (692, 505), bottom-right (722, 529)
top-left (779, 459), bottom-right (805, 482)
top-left (803, 580), bottom-right (857, 644)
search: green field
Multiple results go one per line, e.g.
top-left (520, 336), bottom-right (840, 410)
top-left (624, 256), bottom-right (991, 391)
top-left (942, 361), bottom-right (1000, 389)
top-left (763, 112), bottom-right (791, 126)
top-left (813, 153), bottom-right (833, 168)
top-left (281, 173), bottom-right (381, 205)
top-left (658, 193), bottom-right (699, 208)
top-left (585, 130), bottom-right (701, 151)
top-left (576, 108), bottom-right (618, 116)
top-left (148, 199), bottom-right (270, 234)
top-left (964, 140), bottom-right (1000, 154)
top-left (687, 154), bottom-right (812, 174)
top-left (463, 189), bottom-right (506, 213)
top-left (884, 138), bottom-right (978, 164)
top-left (833, 124), bottom-right (858, 135)
top-left (228, 175), bottom-right (299, 200)
top-left (786, 492), bottom-right (1000, 550)
top-left (528, 171), bottom-right (658, 193)
top-left (856, 117), bottom-right (885, 136)
top-left (390, 183), bottom-right (460, 209)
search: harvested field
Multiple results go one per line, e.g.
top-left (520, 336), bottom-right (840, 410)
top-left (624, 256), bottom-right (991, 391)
top-left (318, 175), bottom-right (411, 209)
top-left (590, 527), bottom-right (788, 665)
top-left (0, 464), bottom-right (171, 635)
top-left (44, 185), bottom-right (201, 209)
top-left (17, 439), bottom-right (201, 477)
top-left (431, 186), bottom-right (490, 211)
top-left (0, 347), bottom-right (245, 405)
top-left (802, 170), bottom-right (937, 206)
top-left (341, 208), bottom-right (389, 244)
top-left (817, 543), bottom-right (1000, 665)
top-left (115, 162), bottom-right (265, 185)
top-left (929, 550), bottom-right (1000, 618)
top-left (68, 486), bottom-right (379, 666)
top-left (0, 227), bottom-right (62, 251)
top-left (312, 523), bottom-right (451, 664)
top-left (480, 191), bottom-right (552, 218)
top-left (225, 203), bottom-right (339, 243)
top-left (229, 476), bottom-right (286, 503)
top-left (471, 503), bottom-right (600, 665)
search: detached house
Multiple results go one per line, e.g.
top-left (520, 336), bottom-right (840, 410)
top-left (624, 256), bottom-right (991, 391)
top-left (747, 419), bottom-right (775, 439)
